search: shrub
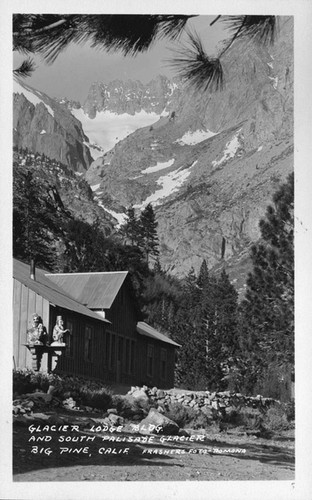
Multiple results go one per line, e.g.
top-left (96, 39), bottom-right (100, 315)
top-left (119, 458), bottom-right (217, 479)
top-left (78, 387), bottom-right (112, 411)
top-left (13, 369), bottom-right (113, 410)
top-left (111, 395), bottom-right (156, 419)
top-left (230, 407), bottom-right (265, 430)
top-left (263, 404), bottom-right (291, 432)
top-left (163, 403), bottom-right (195, 428)
top-left (187, 411), bottom-right (213, 430)
top-left (13, 369), bottom-right (61, 395)
top-left (163, 403), bottom-right (212, 429)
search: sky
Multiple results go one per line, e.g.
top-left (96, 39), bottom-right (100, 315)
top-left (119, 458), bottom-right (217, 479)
top-left (13, 16), bottom-right (227, 102)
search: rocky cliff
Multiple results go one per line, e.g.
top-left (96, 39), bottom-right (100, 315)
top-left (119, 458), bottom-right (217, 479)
top-left (82, 75), bottom-right (175, 118)
top-left (13, 79), bottom-right (93, 172)
top-left (85, 17), bottom-right (293, 291)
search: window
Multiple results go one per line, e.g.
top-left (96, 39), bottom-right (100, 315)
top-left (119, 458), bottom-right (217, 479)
top-left (84, 325), bottom-right (93, 362)
top-left (105, 332), bottom-right (110, 366)
top-left (130, 340), bottom-right (135, 374)
top-left (110, 334), bottom-right (116, 369)
top-left (147, 344), bottom-right (154, 377)
top-left (125, 338), bottom-right (131, 373)
top-left (118, 337), bottom-right (123, 364)
top-left (160, 348), bottom-right (167, 380)
top-left (65, 320), bottom-right (73, 357)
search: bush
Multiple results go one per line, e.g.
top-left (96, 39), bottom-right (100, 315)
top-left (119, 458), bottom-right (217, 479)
top-left (263, 404), bottom-right (291, 432)
top-left (227, 407), bottom-right (265, 430)
top-left (163, 403), bottom-right (195, 428)
top-left (163, 403), bottom-right (212, 429)
top-left (111, 395), bottom-right (156, 419)
top-left (13, 369), bottom-right (61, 395)
top-left (188, 412), bottom-right (213, 430)
top-left (78, 387), bottom-right (112, 411)
top-left (13, 369), bottom-right (112, 410)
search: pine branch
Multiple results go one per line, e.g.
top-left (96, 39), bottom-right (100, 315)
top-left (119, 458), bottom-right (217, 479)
top-left (222, 15), bottom-right (277, 46)
top-left (13, 14), bottom-right (193, 64)
top-left (13, 58), bottom-right (36, 78)
top-left (168, 30), bottom-right (224, 92)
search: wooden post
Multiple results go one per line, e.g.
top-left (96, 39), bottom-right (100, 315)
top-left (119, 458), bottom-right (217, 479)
top-left (24, 345), bottom-right (66, 373)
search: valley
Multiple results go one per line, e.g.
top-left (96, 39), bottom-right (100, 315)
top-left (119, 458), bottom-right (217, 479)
top-left (12, 17), bottom-right (293, 292)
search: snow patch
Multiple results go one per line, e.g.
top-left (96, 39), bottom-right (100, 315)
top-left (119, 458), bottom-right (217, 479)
top-left (129, 174), bottom-right (143, 180)
top-left (71, 108), bottom-right (162, 157)
top-left (91, 183), bottom-right (101, 191)
top-left (13, 79), bottom-right (55, 117)
top-left (169, 82), bottom-right (178, 95)
top-left (97, 202), bottom-right (127, 228)
top-left (176, 129), bottom-right (217, 146)
top-left (141, 159), bottom-right (175, 175)
top-left (269, 76), bottom-right (278, 90)
top-left (212, 132), bottom-right (241, 168)
top-left (267, 62), bottom-right (274, 69)
top-left (257, 145), bottom-right (263, 152)
top-left (40, 130), bottom-right (46, 135)
top-left (134, 162), bottom-right (197, 209)
top-left (150, 141), bottom-right (159, 150)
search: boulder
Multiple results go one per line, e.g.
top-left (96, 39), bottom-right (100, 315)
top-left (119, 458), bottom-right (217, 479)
top-left (107, 408), bottom-right (118, 415)
top-left (108, 413), bottom-right (124, 426)
top-left (156, 389), bottom-right (165, 398)
top-left (139, 408), bottom-right (179, 435)
top-left (25, 392), bottom-right (53, 404)
top-left (131, 388), bottom-right (149, 402)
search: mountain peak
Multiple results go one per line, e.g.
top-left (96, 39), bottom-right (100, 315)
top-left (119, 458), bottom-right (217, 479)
top-left (82, 75), bottom-right (176, 118)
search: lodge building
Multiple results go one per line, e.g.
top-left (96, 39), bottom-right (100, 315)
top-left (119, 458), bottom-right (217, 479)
top-left (13, 258), bottom-right (180, 389)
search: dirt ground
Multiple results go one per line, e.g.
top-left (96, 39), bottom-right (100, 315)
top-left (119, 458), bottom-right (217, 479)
top-left (13, 410), bottom-right (295, 482)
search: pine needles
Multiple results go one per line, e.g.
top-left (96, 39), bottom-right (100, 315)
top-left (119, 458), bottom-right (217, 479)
top-left (13, 58), bottom-right (36, 78)
top-left (13, 14), bottom-right (279, 91)
top-left (168, 15), bottom-right (278, 93)
top-left (168, 30), bottom-right (224, 92)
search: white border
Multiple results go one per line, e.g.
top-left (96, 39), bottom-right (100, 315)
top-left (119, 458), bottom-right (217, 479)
top-left (2, 1), bottom-right (312, 499)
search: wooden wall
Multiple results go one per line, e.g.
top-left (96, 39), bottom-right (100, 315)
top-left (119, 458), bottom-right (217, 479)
top-left (53, 307), bottom-right (109, 381)
top-left (13, 278), bottom-right (50, 370)
top-left (102, 285), bottom-right (140, 386)
top-left (137, 336), bottom-right (176, 389)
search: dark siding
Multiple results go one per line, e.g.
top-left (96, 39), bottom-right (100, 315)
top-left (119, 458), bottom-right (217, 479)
top-left (53, 309), bottom-right (108, 381)
top-left (99, 286), bottom-right (139, 385)
top-left (137, 336), bottom-right (176, 389)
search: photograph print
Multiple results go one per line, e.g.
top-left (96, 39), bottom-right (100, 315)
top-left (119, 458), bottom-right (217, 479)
top-left (11, 11), bottom-right (295, 491)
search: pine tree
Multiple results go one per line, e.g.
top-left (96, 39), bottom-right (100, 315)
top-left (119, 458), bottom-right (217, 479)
top-left (197, 259), bottom-right (209, 289)
top-left (239, 173), bottom-right (294, 395)
top-left (139, 203), bottom-right (159, 264)
top-left (121, 205), bottom-right (142, 246)
top-left (13, 165), bottom-right (64, 270)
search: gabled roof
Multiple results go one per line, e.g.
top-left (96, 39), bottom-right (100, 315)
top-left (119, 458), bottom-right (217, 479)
top-left (45, 271), bottom-right (128, 309)
top-left (137, 321), bottom-right (181, 348)
top-left (13, 259), bottom-right (110, 323)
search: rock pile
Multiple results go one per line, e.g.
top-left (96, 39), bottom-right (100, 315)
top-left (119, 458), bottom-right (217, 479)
top-left (128, 386), bottom-right (277, 415)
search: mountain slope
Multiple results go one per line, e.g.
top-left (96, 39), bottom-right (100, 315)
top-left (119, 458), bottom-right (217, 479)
top-left (13, 79), bottom-right (93, 172)
top-left (85, 17), bottom-right (293, 291)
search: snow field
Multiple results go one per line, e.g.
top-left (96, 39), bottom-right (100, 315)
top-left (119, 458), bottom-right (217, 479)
top-left (71, 108), bottom-right (162, 158)
top-left (141, 159), bottom-right (175, 175)
top-left (97, 201), bottom-right (127, 228)
top-left (212, 132), bottom-right (241, 168)
top-left (176, 129), bottom-right (217, 146)
top-left (134, 160), bottom-right (198, 209)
